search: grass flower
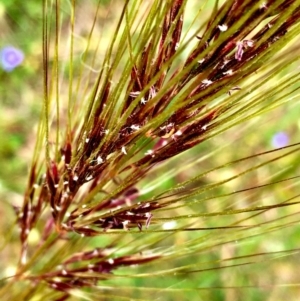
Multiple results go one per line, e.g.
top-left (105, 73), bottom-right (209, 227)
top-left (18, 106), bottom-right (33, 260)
top-left (1, 0), bottom-right (300, 300)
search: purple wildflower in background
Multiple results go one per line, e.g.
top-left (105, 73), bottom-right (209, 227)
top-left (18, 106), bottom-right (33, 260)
top-left (271, 131), bottom-right (289, 148)
top-left (0, 46), bottom-right (24, 72)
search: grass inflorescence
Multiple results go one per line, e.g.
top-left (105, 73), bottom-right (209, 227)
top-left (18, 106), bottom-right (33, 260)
top-left (1, 0), bottom-right (300, 300)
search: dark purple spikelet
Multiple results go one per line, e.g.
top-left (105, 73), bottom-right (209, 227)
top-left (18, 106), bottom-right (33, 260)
top-left (36, 249), bottom-right (160, 295)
